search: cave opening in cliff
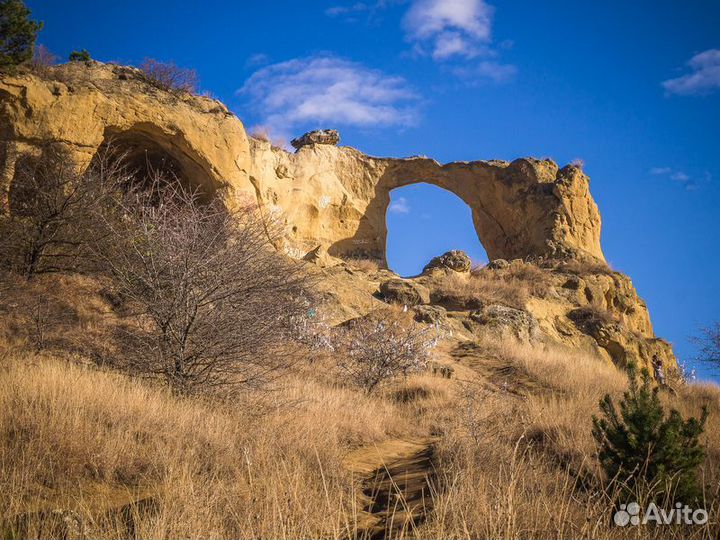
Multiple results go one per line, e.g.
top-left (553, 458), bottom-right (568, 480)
top-left (92, 130), bottom-right (215, 202)
top-left (385, 183), bottom-right (488, 277)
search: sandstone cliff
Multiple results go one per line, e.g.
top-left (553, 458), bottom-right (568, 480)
top-left (0, 62), bottom-right (676, 376)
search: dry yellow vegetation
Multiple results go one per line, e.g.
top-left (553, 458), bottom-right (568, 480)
top-left (2, 338), bottom-right (719, 538)
top-left (1, 274), bottom-right (719, 539)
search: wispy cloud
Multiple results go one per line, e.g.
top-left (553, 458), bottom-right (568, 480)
top-left (403, 0), bottom-right (493, 60)
top-left (662, 49), bottom-right (720, 96)
top-left (452, 60), bottom-right (516, 83)
top-left (323, 0), bottom-right (514, 83)
top-left (326, 2), bottom-right (369, 17)
top-left (239, 55), bottom-right (420, 139)
top-left (401, 0), bottom-right (515, 83)
top-left (389, 196), bottom-right (411, 214)
top-left (245, 53), bottom-right (270, 68)
top-left (325, 1), bottom-right (402, 20)
top-left (649, 166), bottom-right (703, 191)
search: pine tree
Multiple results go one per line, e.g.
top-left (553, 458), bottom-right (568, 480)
top-left (0, 0), bottom-right (42, 68)
top-left (68, 49), bottom-right (90, 62)
top-left (592, 362), bottom-right (708, 503)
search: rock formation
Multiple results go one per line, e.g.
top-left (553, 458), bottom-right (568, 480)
top-left (0, 62), bottom-right (254, 211)
top-left (0, 63), bottom-right (677, 375)
top-left (0, 63), bottom-right (601, 264)
top-left (290, 129), bottom-right (340, 150)
top-left (250, 138), bottom-right (604, 264)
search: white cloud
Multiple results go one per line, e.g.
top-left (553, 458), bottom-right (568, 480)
top-left (662, 49), bottom-right (720, 96)
top-left (245, 53), bottom-right (270, 68)
top-left (649, 167), bottom-right (699, 191)
top-left (325, 2), bottom-right (369, 17)
top-left (239, 56), bottom-right (420, 138)
top-left (389, 196), bottom-right (411, 214)
top-left (670, 171), bottom-right (690, 182)
top-left (403, 0), bottom-right (493, 60)
top-left (452, 60), bottom-right (516, 83)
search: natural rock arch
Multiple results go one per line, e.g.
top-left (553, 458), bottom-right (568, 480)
top-left (248, 141), bottom-right (605, 265)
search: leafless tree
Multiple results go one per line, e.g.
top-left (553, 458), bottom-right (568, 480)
top-left (93, 177), bottom-right (317, 395)
top-left (335, 310), bottom-right (437, 393)
top-left (694, 323), bottom-right (720, 365)
top-left (0, 146), bottom-right (123, 279)
top-left (139, 58), bottom-right (198, 94)
top-left (28, 44), bottom-right (57, 76)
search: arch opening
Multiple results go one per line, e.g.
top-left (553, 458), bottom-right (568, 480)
top-left (385, 183), bottom-right (488, 277)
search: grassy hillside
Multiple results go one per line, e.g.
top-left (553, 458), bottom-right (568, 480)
top-left (1, 274), bottom-right (718, 539)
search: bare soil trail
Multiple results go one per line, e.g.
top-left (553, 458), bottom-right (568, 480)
top-left (343, 437), bottom-right (438, 540)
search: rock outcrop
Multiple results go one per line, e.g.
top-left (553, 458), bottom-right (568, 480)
top-left (250, 138), bottom-right (604, 264)
top-left (0, 62), bottom-right (254, 212)
top-left (291, 129), bottom-right (340, 150)
top-left (0, 63), bottom-right (676, 374)
top-left (423, 250), bottom-right (473, 274)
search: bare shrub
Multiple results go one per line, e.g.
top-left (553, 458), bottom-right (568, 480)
top-left (0, 146), bottom-right (121, 279)
top-left (28, 44), bottom-right (56, 76)
top-left (250, 126), bottom-right (271, 142)
top-left (139, 58), bottom-right (198, 95)
top-left (693, 322), bottom-right (720, 365)
top-left (335, 310), bottom-right (437, 393)
top-left (93, 178), bottom-right (316, 396)
top-left (249, 126), bottom-right (289, 151)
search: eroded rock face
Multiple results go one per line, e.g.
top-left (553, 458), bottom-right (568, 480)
top-left (0, 65), bottom-right (676, 373)
top-left (0, 62), bottom-right (253, 211)
top-left (380, 279), bottom-right (430, 306)
top-left (249, 139), bottom-right (604, 264)
top-left (291, 129), bottom-right (340, 150)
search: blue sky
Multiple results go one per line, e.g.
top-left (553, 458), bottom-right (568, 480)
top-left (27, 0), bottom-right (720, 380)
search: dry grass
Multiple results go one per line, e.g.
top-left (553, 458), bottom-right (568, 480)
top-left (428, 261), bottom-right (552, 310)
top-left (2, 275), bottom-right (719, 539)
top-left (0, 272), bottom-right (119, 356)
top-left (346, 257), bottom-right (381, 274)
top-left (414, 339), bottom-right (720, 539)
top-left (0, 353), bottom-right (412, 539)
top-left (549, 258), bottom-right (615, 276)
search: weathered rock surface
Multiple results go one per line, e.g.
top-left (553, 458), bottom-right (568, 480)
top-left (290, 129), bottom-right (340, 150)
top-left (380, 279), bottom-right (430, 306)
top-left (423, 250), bottom-right (472, 274)
top-left (469, 304), bottom-right (541, 342)
top-left (412, 305), bottom-right (447, 324)
top-left (250, 138), bottom-right (605, 264)
top-left (0, 62), bottom-right (253, 211)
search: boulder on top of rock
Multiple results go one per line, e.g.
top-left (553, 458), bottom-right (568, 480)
top-left (291, 129), bottom-right (340, 150)
top-left (380, 279), bottom-right (430, 306)
top-left (423, 250), bottom-right (472, 274)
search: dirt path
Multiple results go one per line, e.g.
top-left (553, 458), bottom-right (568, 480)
top-left (343, 437), bottom-right (438, 540)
